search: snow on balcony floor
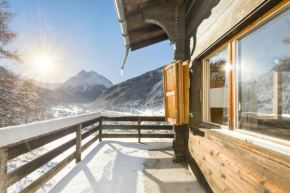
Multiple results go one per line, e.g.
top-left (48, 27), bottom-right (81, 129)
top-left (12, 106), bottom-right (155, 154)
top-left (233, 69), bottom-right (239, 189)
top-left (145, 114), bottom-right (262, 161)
top-left (47, 140), bottom-right (169, 193)
top-left (8, 138), bottom-right (205, 193)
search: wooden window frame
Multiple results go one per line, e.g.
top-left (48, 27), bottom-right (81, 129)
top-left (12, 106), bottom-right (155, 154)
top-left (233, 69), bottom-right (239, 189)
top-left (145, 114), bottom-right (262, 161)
top-left (202, 43), bottom-right (232, 130)
top-left (201, 1), bottom-right (290, 144)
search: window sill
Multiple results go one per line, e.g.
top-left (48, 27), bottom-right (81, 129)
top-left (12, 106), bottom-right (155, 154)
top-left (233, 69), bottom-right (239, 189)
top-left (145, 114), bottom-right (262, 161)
top-left (198, 127), bottom-right (290, 168)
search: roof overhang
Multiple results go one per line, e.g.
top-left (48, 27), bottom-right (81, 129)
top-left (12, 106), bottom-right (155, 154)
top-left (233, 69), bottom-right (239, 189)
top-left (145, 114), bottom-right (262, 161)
top-left (114, 0), bottom-right (186, 70)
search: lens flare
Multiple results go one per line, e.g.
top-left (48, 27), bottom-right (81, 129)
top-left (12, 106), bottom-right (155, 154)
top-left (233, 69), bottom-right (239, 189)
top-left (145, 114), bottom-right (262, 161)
top-left (34, 56), bottom-right (53, 73)
top-left (224, 63), bottom-right (232, 72)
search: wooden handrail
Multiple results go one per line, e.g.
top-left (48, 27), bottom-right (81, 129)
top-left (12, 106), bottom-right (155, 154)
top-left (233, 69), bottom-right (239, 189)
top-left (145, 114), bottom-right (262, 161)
top-left (0, 115), bottom-right (172, 193)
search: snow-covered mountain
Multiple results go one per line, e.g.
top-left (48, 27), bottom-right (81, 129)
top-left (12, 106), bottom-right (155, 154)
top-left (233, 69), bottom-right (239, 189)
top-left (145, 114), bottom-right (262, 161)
top-left (90, 67), bottom-right (164, 111)
top-left (57, 70), bottom-right (113, 103)
top-left (28, 79), bottom-right (61, 90)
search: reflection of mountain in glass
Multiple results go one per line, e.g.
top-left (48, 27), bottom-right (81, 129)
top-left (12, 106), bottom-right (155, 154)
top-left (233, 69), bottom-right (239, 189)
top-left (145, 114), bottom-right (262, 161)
top-left (240, 57), bottom-right (290, 115)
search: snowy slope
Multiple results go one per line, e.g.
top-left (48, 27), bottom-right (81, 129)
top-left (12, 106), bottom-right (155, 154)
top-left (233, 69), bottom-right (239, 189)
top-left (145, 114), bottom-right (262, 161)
top-left (90, 67), bottom-right (164, 111)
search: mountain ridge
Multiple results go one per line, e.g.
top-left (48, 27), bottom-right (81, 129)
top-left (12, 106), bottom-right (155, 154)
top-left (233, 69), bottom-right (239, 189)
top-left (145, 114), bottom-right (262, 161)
top-left (90, 67), bottom-right (164, 111)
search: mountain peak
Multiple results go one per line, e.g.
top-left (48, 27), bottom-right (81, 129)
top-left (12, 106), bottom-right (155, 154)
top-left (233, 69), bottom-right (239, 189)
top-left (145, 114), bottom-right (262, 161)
top-left (77, 70), bottom-right (88, 76)
top-left (58, 70), bottom-right (113, 92)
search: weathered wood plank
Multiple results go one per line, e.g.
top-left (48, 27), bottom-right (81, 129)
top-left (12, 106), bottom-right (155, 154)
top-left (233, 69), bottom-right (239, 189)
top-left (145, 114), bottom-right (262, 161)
top-left (141, 134), bottom-right (174, 138)
top-left (102, 125), bottom-right (172, 130)
top-left (76, 124), bottom-right (82, 163)
top-left (189, 134), bottom-right (263, 193)
top-left (193, 0), bottom-right (266, 59)
top-left (138, 117), bottom-right (141, 143)
top-left (140, 116), bottom-right (166, 122)
top-left (82, 118), bottom-right (100, 128)
top-left (20, 152), bottom-right (76, 193)
top-left (7, 137), bottom-right (76, 187)
top-left (183, 60), bottom-right (190, 124)
top-left (99, 119), bottom-right (102, 142)
top-left (102, 133), bottom-right (173, 138)
top-left (201, 129), bottom-right (290, 167)
top-left (0, 148), bottom-right (8, 193)
top-left (101, 116), bottom-right (166, 122)
top-left (7, 126), bottom-right (77, 160)
top-left (187, 130), bottom-right (290, 193)
top-left (102, 134), bottom-right (139, 138)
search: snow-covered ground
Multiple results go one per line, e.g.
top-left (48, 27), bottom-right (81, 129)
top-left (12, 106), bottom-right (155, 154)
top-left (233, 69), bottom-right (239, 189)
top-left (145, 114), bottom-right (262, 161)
top-left (51, 104), bottom-right (94, 118)
top-left (8, 135), bottom-right (172, 193)
top-left (50, 104), bottom-right (164, 119)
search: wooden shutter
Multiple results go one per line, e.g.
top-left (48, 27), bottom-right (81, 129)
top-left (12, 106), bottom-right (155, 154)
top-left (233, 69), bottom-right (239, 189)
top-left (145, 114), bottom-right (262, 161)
top-left (163, 60), bottom-right (189, 125)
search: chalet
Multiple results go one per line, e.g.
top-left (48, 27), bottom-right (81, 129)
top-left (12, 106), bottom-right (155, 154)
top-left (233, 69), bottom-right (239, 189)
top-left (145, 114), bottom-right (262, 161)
top-left (0, 0), bottom-right (289, 193)
top-left (114, 0), bottom-right (290, 192)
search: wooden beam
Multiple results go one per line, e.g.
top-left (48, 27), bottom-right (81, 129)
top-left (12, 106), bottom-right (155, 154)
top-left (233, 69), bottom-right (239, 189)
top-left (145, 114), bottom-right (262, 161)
top-left (131, 34), bottom-right (168, 51)
top-left (20, 152), bottom-right (76, 193)
top-left (0, 148), bottom-right (7, 193)
top-left (76, 124), bottom-right (82, 163)
top-left (102, 125), bottom-right (173, 130)
top-left (129, 24), bottom-right (163, 39)
top-left (102, 134), bottom-right (174, 138)
top-left (141, 134), bottom-right (174, 138)
top-left (7, 125), bottom-right (77, 160)
top-left (99, 119), bottom-right (102, 142)
top-left (101, 116), bottom-right (166, 122)
top-left (103, 134), bottom-right (139, 138)
top-left (130, 29), bottom-right (167, 45)
top-left (138, 117), bottom-right (141, 143)
top-left (7, 137), bottom-right (77, 187)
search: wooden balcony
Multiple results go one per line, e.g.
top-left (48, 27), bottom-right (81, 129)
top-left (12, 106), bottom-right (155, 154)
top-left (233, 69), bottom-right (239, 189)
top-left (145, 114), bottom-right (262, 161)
top-left (0, 114), bottom-right (205, 193)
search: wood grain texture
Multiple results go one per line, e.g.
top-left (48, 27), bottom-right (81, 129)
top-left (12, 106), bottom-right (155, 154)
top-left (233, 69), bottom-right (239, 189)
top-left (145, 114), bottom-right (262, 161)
top-left (0, 148), bottom-right (7, 193)
top-left (192, 0), bottom-right (265, 59)
top-left (186, 129), bottom-right (290, 193)
top-left (163, 60), bottom-right (189, 125)
top-left (76, 124), bottom-right (82, 163)
top-left (20, 152), bottom-right (76, 193)
top-left (102, 125), bottom-right (172, 130)
top-left (7, 125), bottom-right (77, 160)
top-left (7, 137), bottom-right (77, 187)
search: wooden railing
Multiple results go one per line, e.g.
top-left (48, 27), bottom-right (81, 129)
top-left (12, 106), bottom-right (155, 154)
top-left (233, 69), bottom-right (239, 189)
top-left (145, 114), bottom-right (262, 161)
top-left (0, 115), bottom-right (173, 193)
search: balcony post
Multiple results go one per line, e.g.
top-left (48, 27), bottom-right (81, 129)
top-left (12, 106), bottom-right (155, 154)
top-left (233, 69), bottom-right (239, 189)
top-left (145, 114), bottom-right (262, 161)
top-left (76, 124), bottom-right (82, 163)
top-left (99, 118), bottom-right (102, 142)
top-left (172, 125), bottom-right (185, 163)
top-left (138, 117), bottom-right (141, 143)
top-left (0, 147), bottom-right (8, 193)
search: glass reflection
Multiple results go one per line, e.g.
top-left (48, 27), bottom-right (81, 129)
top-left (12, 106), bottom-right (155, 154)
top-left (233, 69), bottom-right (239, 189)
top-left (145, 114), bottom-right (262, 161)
top-left (237, 8), bottom-right (290, 140)
top-left (205, 47), bottom-right (228, 126)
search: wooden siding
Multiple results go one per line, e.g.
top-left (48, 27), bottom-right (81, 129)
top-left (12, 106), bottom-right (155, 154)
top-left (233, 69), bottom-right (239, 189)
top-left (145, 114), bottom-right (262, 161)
top-left (185, 0), bottom-right (283, 60)
top-left (186, 129), bottom-right (290, 193)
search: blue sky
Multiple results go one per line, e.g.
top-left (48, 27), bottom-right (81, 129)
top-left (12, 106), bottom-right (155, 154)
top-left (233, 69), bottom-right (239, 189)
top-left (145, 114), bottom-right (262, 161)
top-left (0, 0), bottom-right (173, 84)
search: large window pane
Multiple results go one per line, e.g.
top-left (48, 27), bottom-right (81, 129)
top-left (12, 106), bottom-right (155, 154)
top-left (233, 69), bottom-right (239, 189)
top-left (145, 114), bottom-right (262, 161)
top-left (237, 8), bottom-right (290, 140)
top-left (204, 47), bottom-right (229, 126)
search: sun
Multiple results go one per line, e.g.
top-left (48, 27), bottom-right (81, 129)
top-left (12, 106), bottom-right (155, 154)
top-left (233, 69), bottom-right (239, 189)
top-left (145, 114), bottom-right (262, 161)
top-left (34, 56), bottom-right (53, 73)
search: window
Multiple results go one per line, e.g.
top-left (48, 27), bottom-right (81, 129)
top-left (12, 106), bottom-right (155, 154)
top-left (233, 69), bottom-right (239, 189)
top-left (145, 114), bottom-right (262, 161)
top-left (202, 4), bottom-right (290, 141)
top-left (203, 46), bottom-right (229, 126)
top-left (236, 7), bottom-right (290, 140)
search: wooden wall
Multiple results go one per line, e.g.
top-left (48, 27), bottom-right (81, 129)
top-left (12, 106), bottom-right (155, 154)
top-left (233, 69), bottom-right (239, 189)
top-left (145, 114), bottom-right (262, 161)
top-left (185, 129), bottom-right (290, 193)
top-left (183, 1), bottom-right (290, 193)
top-left (185, 0), bottom-right (283, 60)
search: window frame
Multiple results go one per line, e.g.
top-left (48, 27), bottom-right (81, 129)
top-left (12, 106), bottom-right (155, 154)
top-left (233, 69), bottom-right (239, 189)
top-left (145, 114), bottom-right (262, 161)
top-left (201, 1), bottom-right (290, 144)
top-left (202, 43), bottom-right (231, 129)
